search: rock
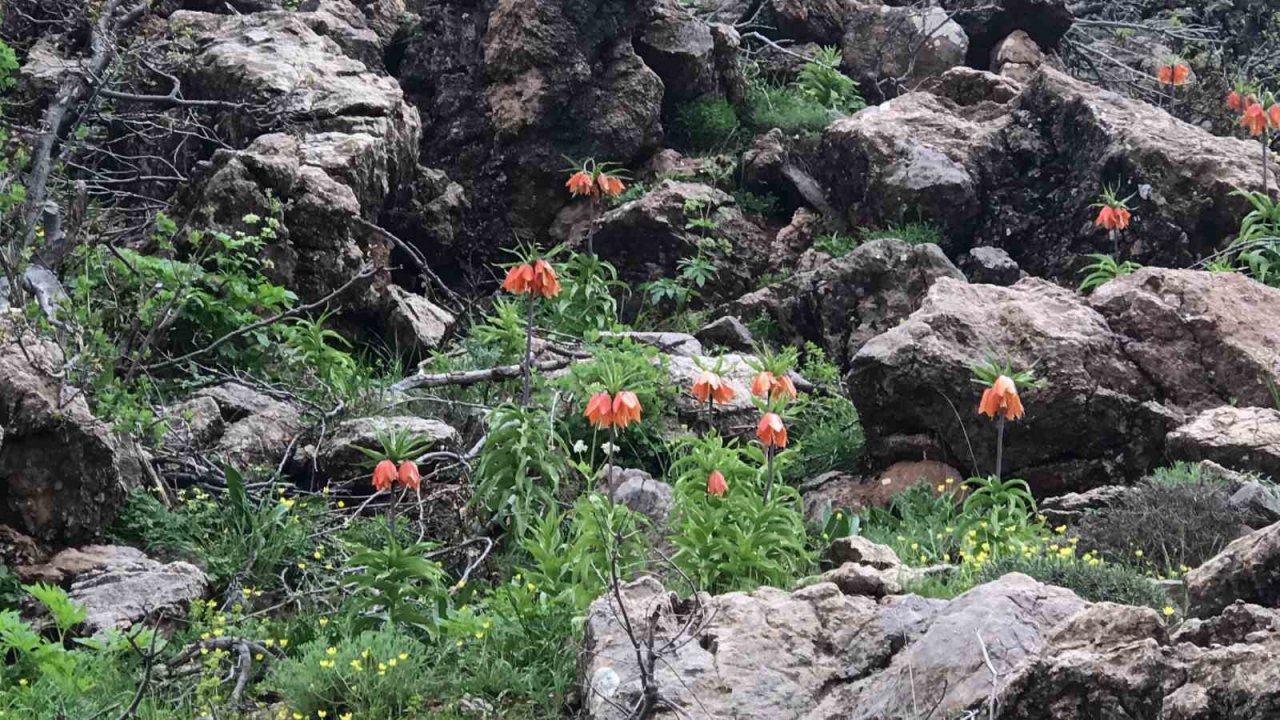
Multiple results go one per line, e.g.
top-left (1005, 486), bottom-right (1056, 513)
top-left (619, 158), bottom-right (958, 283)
top-left (160, 395), bottom-right (226, 453)
top-left (602, 331), bottom-right (703, 357)
top-left (0, 525), bottom-right (47, 568)
top-left (767, 0), bottom-right (851, 43)
top-left (695, 316), bottom-right (754, 352)
top-left (819, 562), bottom-right (901, 597)
top-left (296, 0), bottom-right (385, 68)
top-left (1187, 521), bottom-right (1280, 618)
top-left (384, 285), bottom-right (456, 353)
top-left (1039, 485), bottom-right (1138, 527)
top-left (608, 471), bottom-right (675, 531)
top-left (1167, 406), bottom-right (1280, 479)
top-left (817, 66), bottom-right (1266, 280)
top-left (636, 0), bottom-right (718, 103)
top-left (991, 29), bottom-right (1046, 82)
top-left (802, 461), bottom-right (963, 521)
top-left (593, 181), bottom-right (770, 301)
top-left (828, 535), bottom-right (902, 570)
top-left (841, 3), bottom-right (969, 101)
top-left (0, 327), bottom-right (145, 546)
top-left (17, 545), bottom-right (208, 634)
top-left (311, 416), bottom-right (459, 485)
top-left (925, 65), bottom-right (1024, 106)
top-left (191, 383), bottom-right (306, 472)
top-left (939, 0), bottom-right (1072, 70)
top-left (1173, 601), bottom-right (1280, 647)
top-left (579, 573), bottom-right (1083, 720)
top-left (725, 238), bottom-right (965, 368)
top-left (1231, 482), bottom-right (1280, 526)
top-left (850, 277), bottom-right (1171, 492)
top-left (1090, 268), bottom-right (1280, 412)
top-left (741, 129), bottom-right (835, 216)
top-left (961, 245), bottom-right (1022, 285)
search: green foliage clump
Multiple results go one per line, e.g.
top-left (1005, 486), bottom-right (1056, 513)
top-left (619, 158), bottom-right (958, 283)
top-left (671, 97), bottom-right (742, 152)
top-left (1078, 253), bottom-right (1141, 292)
top-left (796, 46), bottom-right (865, 113)
top-left (670, 433), bottom-right (814, 593)
top-left (861, 220), bottom-right (943, 246)
top-left (268, 630), bottom-right (430, 719)
top-left (743, 84), bottom-right (839, 137)
top-left (1224, 189), bottom-right (1280, 286)
top-left (814, 232), bottom-right (859, 258)
top-left (786, 344), bottom-right (864, 480)
top-left (974, 555), bottom-right (1172, 610)
top-left (473, 404), bottom-right (568, 540)
top-left (544, 251), bottom-right (623, 334)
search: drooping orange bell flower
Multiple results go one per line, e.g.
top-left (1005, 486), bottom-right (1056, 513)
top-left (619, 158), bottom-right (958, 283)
top-left (1157, 63), bottom-right (1189, 86)
top-left (691, 371), bottom-right (735, 405)
top-left (397, 460), bottom-right (421, 491)
top-left (1242, 103), bottom-right (1269, 136)
top-left (611, 391), bottom-right (643, 429)
top-left (1269, 105), bottom-right (1280, 130)
top-left (585, 392), bottom-right (615, 429)
top-left (756, 412), bottom-right (788, 449)
top-left (567, 171), bottom-right (596, 198)
top-left (372, 459), bottom-right (397, 492)
top-left (1227, 90), bottom-right (1244, 111)
top-left (530, 259), bottom-right (561, 298)
top-left (750, 371), bottom-right (775, 399)
top-left (502, 263), bottom-right (534, 294)
top-left (978, 375), bottom-right (1025, 421)
top-left (1095, 205), bottom-right (1130, 231)
top-left (706, 470), bottom-right (728, 497)
top-left (770, 375), bottom-right (798, 401)
top-left (597, 174), bottom-right (626, 198)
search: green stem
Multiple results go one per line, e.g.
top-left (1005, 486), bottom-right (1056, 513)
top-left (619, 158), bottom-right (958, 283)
top-left (995, 417), bottom-right (1006, 481)
top-left (521, 294), bottom-right (535, 406)
top-left (764, 447), bottom-right (774, 503)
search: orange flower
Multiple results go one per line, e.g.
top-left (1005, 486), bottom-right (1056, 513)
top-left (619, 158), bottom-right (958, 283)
top-left (1242, 103), bottom-right (1268, 136)
top-left (597, 174), bottom-right (626, 198)
top-left (691, 371), bottom-right (735, 405)
top-left (585, 392), bottom-right (615, 429)
top-left (1095, 205), bottom-right (1129, 231)
top-left (978, 375), bottom-right (1025, 421)
top-left (503, 263), bottom-right (534, 294)
top-left (611, 391), bottom-right (643, 429)
top-left (1227, 90), bottom-right (1244, 111)
top-left (756, 412), bottom-right (788, 449)
top-left (706, 470), bottom-right (728, 497)
top-left (397, 460), bottom-right (421, 491)
top-left (1158, 63), bottom-right (1189, 86)
top-left (372, 459), bottom-right (397, 492)
top-left (770, 375), bottom-right (798, 401)
top-left (1270, 105), bottom-right (1280, 130)
top-left (567, 171), bottom-right (596, 197)
top-left (530, 259), bottom-right (561, 298)
top-left (750, 371), bottom-right (775, 399)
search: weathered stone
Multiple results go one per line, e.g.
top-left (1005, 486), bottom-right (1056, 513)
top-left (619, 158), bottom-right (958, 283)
top-left (1173, 601), bottom-right (1280, 647)
top-left (602, 331), bottom-right (703, 357)
top-left (841, 3), bottom-right (969, 101)
top-left (992, 29), bottom-right (1046, 82)
top-left (724, 238), bottom-right (965, 368)
top-left (850, 278), bottom-right (1170, 491)
top-left (161, 396), bottom-right (226, 453)
top-left (0, 328), bottom-right (145, 546)
top-left (611, 473), bottom-right (675, 531)
top-left (695, 316), bottom-right (754, 352)
top-left (819, 562), bottom-right (901, 597)
top-left (741, 129), bottom-right (835, 216)
top-left (1040, 485), bottom-right (1139, 527)
top-left (1231, 481), bottom-right (1280, 526)
top-left (828, 535), bottom-right (902, 570)
top-left (311, 416), bottom-right (459, 484)
top-left (636, 0), bottom-right (718, 103)
top-left (767, 0), bottom-right (851, 43)
top-left (17, 545), bottom-right (207, 634)
top-left (802, 461), bottom-right (963, 521)
top-left (961, 245), bottom-right (1022, 285)
top-left (192, 383), bottom-right (306, 471)
top-left (384, 285), bottom-right (456, 353)
top-left (939, 0), bottom-right (1072, 70)
top-left (1187, 521), bottom-right (1280, 618)
top-left (1167, 406), bottom-right (1280, 478)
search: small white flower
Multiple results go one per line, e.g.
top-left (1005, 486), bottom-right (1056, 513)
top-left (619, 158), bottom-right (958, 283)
top-left (601, 442), bottom-right (620, 454)
top-left (573, 440), bottom-right (589, 454)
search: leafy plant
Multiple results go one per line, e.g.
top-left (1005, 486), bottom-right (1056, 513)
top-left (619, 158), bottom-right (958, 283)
top-left (473, 404), bottom-right (567, 539)
top-left (268, 630), bottom-right (430, 719)
top-left (671, 97), bottom-right (741, 152)
top-left (1078, 253), bottom-right (1141, 292)
top-left (796, 46), bottom-right (864, 113)
top-left (814, 232), bottom-right (859, 258)
top-left (346, 537), bottom-right (448, 633)
top-left (1225, 189), bottom-right (1280, 286)
top-left (861, 220), bottom-right (943, 246)
top-left (545, 251), bottom-right (622, 334)
top-left (974, 554), bottom-right (1171, 609)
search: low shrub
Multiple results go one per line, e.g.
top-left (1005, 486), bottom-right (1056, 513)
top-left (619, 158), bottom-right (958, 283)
top-left (268, 630), bottom-right (431, 719)
top-left (974, 555), bottom-right (1172, 610)
top-left (671, 97), bottom-right (741, 152)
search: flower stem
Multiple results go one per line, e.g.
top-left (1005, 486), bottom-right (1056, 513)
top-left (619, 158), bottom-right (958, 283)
top-left (764, 447), bottom-right (774, 503)
top-left (387, 488), bottom-right (397, 534)
top-left (521, 294), bottom-right (535, 406)
top-left (608, 426), bottom-right (617, 480)
top-left (1264, 129), bottom-right (1271, 198)
top-left (994, 417), bottom-right (1006, 481)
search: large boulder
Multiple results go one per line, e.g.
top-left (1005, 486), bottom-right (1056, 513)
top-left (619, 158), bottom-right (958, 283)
top-left (636, 0), bottom-right (743, 104)
top-left (16, 545), bottom-right (208, 634)
top-left (849, 277), bottom-right (1172, 492)
top-left (818, 66), bottom-right (1266, 280)
top-left (592, 181), bottom-right (771, 302)
top-left (724, 238), bottom-right (966, 367)
top-left (1187, 521), bottom-right (1280, 619)
top-left (1167, 407), bottom-right (1280, 478)
top-left (937, 0), bottom-right (1073, 70)
top-left (0, 328), bottom-right (145, 546)
top-left (310, 416), bottom-right (460, 485)
top-left (579, 573), bottom-right (1082, 720)
top-left (1089, 268), bottom-right (1280, 412)
top-left (841, 3), bottom-right (969, 101)
top-left (187, 383), bottom-right (307, 472)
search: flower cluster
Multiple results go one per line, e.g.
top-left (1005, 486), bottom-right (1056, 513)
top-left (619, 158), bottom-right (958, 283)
top-left (372, 459), bottom-right (420, 492)
top-left (691, 370), bottom-right (735, 405)
top-left (1093, 185), bottom-right (1133, 232)
top-left (978, 375), bottom-right (1025, 421)
top-left (584, 390), bottom-right (643, 429)
top-left (1156, 61), bottom-right (1189, 87)
top-left (566, 160), bottom-right (627, 199)
top-left (502, 258), bottom-right (561, 298)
